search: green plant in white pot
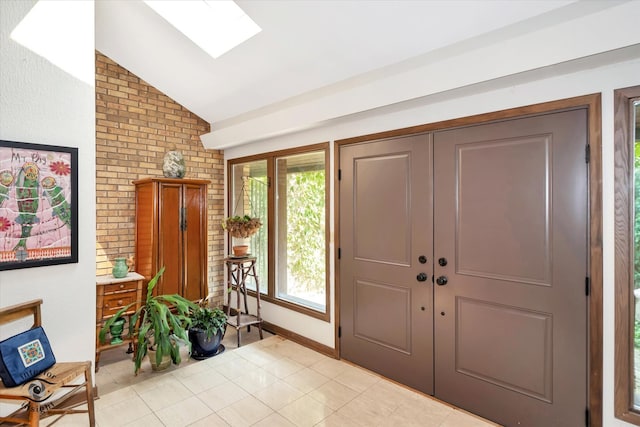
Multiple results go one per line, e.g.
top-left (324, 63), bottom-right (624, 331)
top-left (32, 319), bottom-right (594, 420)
top-left (99, 266), bottom-right (198, 374)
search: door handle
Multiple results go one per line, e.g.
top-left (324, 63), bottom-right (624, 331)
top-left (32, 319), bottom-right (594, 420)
top-left (180, 207), bottom-right (187, 231)
top-left (438, 257), bottom-right (448, 266)
top-left (436, 276), bottom-right (448, 286)
top-left (416, 273), bottom-right (428, 282)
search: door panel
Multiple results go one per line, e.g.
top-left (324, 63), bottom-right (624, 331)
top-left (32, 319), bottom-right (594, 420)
top-left (455, 298), bottom-right (553, 402)
top-left (354, 279), bottom-right (411, 352)
top-left (340, 133), bottom-right (434, 394)
top-left (158, 183), bottom-right (182, 296)
top-left (456, 135), bottom-right (552, 285)
top-left (433, 109), bottom-right (587, 426)
top-left (353, 154), bottom-right (412, 265)
top-left (183, 183), bottom-right (206, 301)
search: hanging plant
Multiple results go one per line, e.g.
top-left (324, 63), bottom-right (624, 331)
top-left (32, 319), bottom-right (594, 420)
top-left (221, 215), bottom-right (262, 239)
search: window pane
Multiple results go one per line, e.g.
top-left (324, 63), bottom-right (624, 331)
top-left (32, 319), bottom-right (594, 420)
top-left (231, 160), bottom-right (267, 293)
top-left (275, 151), bottom-right (326, 312)
top-left (615, 87), bottom-right (640, 423)
top-left (634, 100), bottom-right (640, 409)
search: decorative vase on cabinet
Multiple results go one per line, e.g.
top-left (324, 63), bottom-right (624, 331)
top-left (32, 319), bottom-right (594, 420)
top-left (112, 258), bottom-right (128, 278)
top-left (133, 178), bottom-right (209, 301)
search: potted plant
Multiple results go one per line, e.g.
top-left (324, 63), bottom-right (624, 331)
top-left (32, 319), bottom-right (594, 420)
top-left (221, 215), bottom-right (262, 256)
top-left (99, 266), bottom-right (198, 375)
top-left (188, 300), bottom-right (228, 359)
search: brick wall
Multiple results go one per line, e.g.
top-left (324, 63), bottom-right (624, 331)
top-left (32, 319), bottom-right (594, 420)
top-left (95, 52), bottom-right (225, 304)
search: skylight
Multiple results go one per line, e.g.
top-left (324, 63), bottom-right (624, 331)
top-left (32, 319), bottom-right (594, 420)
top-left (143, 0), bottom-right (261, 59)
top-left (10, 0), bottom-right (94, 85)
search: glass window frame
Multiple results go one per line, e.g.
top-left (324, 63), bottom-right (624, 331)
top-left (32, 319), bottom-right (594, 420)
top-left (615, 85), bottom-right (640, 424)
top-left (229, 158), bottom-right (268, 294)
top-left (227, 143), bottom-right (330, 321)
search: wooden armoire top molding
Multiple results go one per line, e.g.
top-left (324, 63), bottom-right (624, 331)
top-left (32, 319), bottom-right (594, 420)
top-left (132, 177), bottom-right (211, 186)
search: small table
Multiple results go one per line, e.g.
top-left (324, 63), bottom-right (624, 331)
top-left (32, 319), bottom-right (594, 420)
top-left (95, 272), bottom-right (144, 371)
top-left (224, 257), bottom-right (263, 347)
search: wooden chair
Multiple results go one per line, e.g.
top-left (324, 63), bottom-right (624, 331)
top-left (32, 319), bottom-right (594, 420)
top-left (0, 299), bottom-right (95, 426)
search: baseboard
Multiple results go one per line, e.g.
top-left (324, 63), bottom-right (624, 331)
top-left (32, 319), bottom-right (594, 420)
top-left (261, 320), bottom-right (338, 359)
top-left (224, 306), bottom-right (338, 359)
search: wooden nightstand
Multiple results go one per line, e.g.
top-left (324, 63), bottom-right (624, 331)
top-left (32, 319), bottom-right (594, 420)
top-left (95, 272), bottom-right (144, 371)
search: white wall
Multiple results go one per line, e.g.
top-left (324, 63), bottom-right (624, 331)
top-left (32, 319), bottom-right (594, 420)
top-left (0, 0), bottom-right (96, 406)
top-left (226, 49), bottom-right (640, 426)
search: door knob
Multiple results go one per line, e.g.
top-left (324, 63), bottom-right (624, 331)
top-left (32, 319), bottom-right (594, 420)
top-left (438, 258), bottom-right (448, 266)
top-left (436, 276), bottom-right (448, 286)
top-left (418, 255), bottom-right (427, 264)
top-left (416, 273), bottom-right (428, 282)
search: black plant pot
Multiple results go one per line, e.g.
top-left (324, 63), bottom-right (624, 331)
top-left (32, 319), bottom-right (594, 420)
top-left (189, 327), bottom-right (225, 360)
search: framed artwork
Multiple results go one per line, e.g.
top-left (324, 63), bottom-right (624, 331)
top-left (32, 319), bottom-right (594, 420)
top-left (0, 140), bottom-right (78, 270)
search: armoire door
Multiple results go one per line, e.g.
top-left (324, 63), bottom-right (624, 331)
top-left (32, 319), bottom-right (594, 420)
top-left (339, 133), bottom-right (434, 394)
top-left (433, 109), bottom-right (588, 426)
top-left (158, 182), bottom-right (183, 296)
top-left (182, 182), bottom-right (207, 301)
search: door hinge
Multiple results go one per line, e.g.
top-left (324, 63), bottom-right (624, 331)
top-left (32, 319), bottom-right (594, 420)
top-left (338, 248), bottom-right (341, 259)
top-left (338, 169), bottom-right (342, 180)
top-left (585, 144), bottom-right (590, 164)
top-left (338, 326), bottom-right (342, 338)
top-left (585, 407), bottom-right (590, 426)
top-left (585, 277), bottom-right (590, 296)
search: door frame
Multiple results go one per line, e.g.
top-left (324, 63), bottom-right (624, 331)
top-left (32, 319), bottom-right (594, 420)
top-left (334, 93), bottom-right (602, 425)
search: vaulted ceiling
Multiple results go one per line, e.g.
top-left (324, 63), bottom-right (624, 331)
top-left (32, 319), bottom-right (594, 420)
top-left (95, 1), bottom-right (635, 149)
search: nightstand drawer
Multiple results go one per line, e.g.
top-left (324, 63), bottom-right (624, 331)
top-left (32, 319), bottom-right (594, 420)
top-left (103, 281), bottom-right (138, 294)
top-left (102, 292), bottom-right (137, 316)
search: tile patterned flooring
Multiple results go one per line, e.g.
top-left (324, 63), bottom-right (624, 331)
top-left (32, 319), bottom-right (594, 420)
top-left (42, 329), bottom-right (499, 426)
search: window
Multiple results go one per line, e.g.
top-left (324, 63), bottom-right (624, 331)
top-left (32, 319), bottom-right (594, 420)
top-left (615, 85), bottom-right (640, 424)
top-left (229, 159), bottom-right (268, 293)
top-left (228, 144), bottom-right (329, 319)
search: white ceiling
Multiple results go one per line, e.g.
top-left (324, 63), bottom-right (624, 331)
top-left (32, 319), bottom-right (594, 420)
top-left (95, 0), bottom-right (625, 149)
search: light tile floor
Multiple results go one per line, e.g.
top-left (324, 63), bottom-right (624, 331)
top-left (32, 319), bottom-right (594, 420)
top-left (42, 329), bottom-right (500, 426)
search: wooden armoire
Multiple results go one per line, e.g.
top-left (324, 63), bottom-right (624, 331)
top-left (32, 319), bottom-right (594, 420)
top-left (134, 178), bottom-right (209, 301)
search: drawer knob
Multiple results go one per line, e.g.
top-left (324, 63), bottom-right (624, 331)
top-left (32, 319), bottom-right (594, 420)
top-left (119, 284), bottom-right (125, 289)
top-left (117, 300), bottom-right (123, 305)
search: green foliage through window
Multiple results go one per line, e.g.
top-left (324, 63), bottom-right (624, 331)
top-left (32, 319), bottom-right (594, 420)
top-left (229, 146), bottom-right (328, 316)
top-left (634, 133), bottom-right (640, 348)
top-left (634, 141), bottom-right (640, 290)
top-left (286, 169), bottom-right (325, 294)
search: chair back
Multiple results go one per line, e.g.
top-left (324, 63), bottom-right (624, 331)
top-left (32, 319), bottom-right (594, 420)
top-left (0, 299), bottom-right (43, 331)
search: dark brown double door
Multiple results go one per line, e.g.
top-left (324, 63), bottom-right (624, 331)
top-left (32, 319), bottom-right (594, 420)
top-left (339, 109), bottom-right (587, 426)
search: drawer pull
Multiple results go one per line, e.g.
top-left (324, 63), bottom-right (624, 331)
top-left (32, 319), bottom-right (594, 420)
top-left (119, 284), bottom-right (125, 289)
top-left (117, 300), bottom-right (123, 306)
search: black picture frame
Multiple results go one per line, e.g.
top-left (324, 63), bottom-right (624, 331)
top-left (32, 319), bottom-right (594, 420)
top-left (0, 140), bottom-right (78, 270)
